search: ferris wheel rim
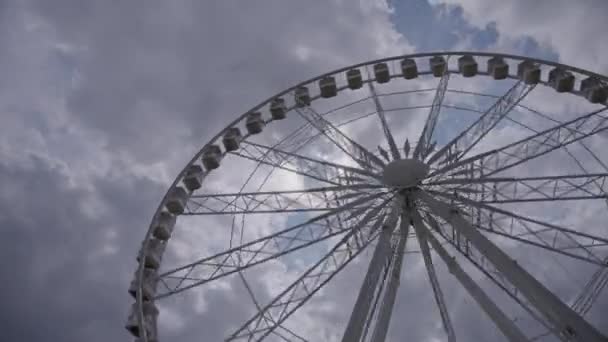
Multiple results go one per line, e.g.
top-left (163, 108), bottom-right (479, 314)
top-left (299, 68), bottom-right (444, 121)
top-left (132, 51), bottom-right (608, 342)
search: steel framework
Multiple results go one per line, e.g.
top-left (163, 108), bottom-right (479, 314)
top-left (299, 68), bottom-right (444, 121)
top-left (129, 52), bottom-right (608, 342)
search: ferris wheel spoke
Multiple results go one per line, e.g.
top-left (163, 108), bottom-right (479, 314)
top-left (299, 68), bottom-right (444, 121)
top-left (413, 67), bottom-right (450, 160)
top-left (241, 140), bottom-right (381, 180)
top-left (184, 185), bottom-right (386, 215)
top-left (155, 194), bottom-right (391, 299)
top-left (429, 106), bottom-right (608, 179)
top-left (410, 210), bottom-right (456, 342)
top-left (428, 173), bottom-right (608, 204)
top-left (430, 190), bottom-right (608, 266)
top-left (226, 208), bottom-right (389, 342)
top-left (411, 210), bottom-right (530, 342)
top-left (294, 105), bottom-right (385, 172)
top-left (366, 74), bottom-right (401, 160)
top-left (428, 81), bottom-right (535, 166)
top-left (417, 191), bottom-right (608, 341)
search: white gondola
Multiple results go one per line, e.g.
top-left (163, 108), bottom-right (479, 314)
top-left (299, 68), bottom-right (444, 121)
top-left (126, 302), bottom-right (158, 338)
top-left (183, 164), bottom-right (203, 191)
top-left (429, 56), bottom-right (447, 77)
top-left (374, 63), bottom-right (390, 83)
top-left (346, 69), bottom-right (363, 89)
top-left (270, 98), bottom-right (287, 120)
top-left (517, 60), bottom-right (540, 84)
top-left (137, 238), bottom-right (166, 269)
top-left (152, 211), bottom-right (176, 241)
top-left (548, 68), bottom-right (574, 93)
top-left (487, 56), bottom-right (509, 80)
top-left (294, 86), bottom-right (311, 107)
top-left (580, 77), bottom-right (608, 103)
top-left (458, 55), bottom-right (477, 77)
top-left (202, 145), bottom-right (223, 170)
top-left (401, 58), bottom-right (418, 79)
top-left (222, 127), bottom-right (242, 152)
top-left (246, 112), bottom-right (265, 134)
top-left (128, 268), bottom-right (158, 300)
top-left (319, 76), bottom-right (337, 98)
top-left (165, 186), bottom-right (189, 215)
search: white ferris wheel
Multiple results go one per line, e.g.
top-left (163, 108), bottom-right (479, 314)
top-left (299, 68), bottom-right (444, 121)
top-left (126, 52), bottom-right (608, 342)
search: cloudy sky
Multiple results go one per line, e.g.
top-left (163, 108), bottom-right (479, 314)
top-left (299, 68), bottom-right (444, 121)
top-left (2, 0), bottom-right (608, 341)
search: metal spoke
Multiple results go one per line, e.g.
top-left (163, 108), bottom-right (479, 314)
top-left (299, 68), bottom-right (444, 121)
top-left (411, 210), bottom-right (530, 342)
top-left (367, 75), bottom-right (401, 160)
top-left (430, 107), bottom-right (608, 178)
top-left (428, 81), bottom-right (535, 166)
top-left (226, 207), bottom-right (389, 341)
top-left (417, 190), bottom-right (608, 341)
top-left (428, 173), bottom-right (608, 204)
top-left (156, 193), bottom-right (391, 299)
top-left (414, 67), bottom-right (450, 160)
top-left (186, 185), bottom-right (387, 216)
top-left (294, 104), bottom-right (385, 172)
top-left (411, 208), bottom-right (456, 342)
top-left (431, 190), bottom-right (608, 266)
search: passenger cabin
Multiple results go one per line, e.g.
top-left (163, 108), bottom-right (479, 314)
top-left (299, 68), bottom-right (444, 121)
top-left (580, 77), bottom-right (608, 103)
top-left (429, 56), bottom-right (447, 77)
top-left (202, 145), bottom-right (223, 170)
top-left (374, 63), bottom-right (390, 83)
top-left (165, 186), bottom-right (189, 215)
top-left (319, 76), bottom-right (337, 98)
top-left (246, 112), bottom-right (265, 134)
top-left (183, 164), bottom-right (203, 191)
top-left (270, 98), bottom-right (287, 120)
top-left (128, 268), bottom-right (158, 300)
top-left (137, 238), bottom-right (166, 270)
top-left (487, 56), bottom-right (509, 80)
top-left (153, 211), bottom-right (176, 241)
top-left (294, 86), bottom-right (311, 107)
top-left (346, 69), bottom-right (363, 89)
top-left (401, 58), bottom-right (418, 79)
top-left (548, 68), bottom-right (574, 93)
top-left (126, 302), bottom-right (158, 338)
top-left (458, 55), bottom-right (477, 77)
top-left (517, 60), bottom-right (540, 84)
top-left (222, 127), bottom-right (242, 152)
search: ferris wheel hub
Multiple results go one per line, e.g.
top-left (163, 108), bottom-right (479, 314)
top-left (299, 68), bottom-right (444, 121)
top-left (381, 158), bottom-right (429, 188)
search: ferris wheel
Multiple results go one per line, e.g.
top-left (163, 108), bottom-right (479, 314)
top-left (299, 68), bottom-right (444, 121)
top-left (126, 52), bottom-right (608, 342)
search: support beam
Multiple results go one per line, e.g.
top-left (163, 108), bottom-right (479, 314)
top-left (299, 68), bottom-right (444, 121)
top-left (417, 191), bottom-right (608, 342)
top-left (370, 214), bottom-right (410, 342)
top-left (342, 206), bottom-right (400, 342)
top-left (367, 78), bottom-right (401, 160)
top-left (410, 210), bottom-right (530, 342)
top-left (414, 69), bottom-right (450, 160)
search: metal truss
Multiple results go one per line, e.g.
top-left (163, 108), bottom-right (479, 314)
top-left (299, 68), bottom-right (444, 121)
top-left (431, 107), bottom-right (608, 178)
top-left (428, 81), bottom-right (535, 166)
top-left (184, 184), bottom-right (385, 216)
top-left (234, 141), bottom-right (380, 187)
top-left (294, 105), bottom-right (385, 172)
top-left (155, 194), bottom-right (391, 299)
top-left (414, 68), bottom-right (450, 160)
top-left (367, 76), bottom-right (401, 160)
